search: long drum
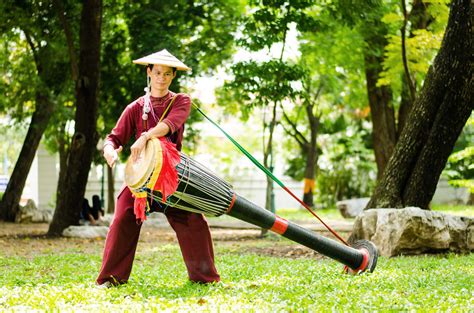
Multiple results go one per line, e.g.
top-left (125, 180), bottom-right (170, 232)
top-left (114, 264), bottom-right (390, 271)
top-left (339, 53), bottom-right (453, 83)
top-left (125, 138), bottom-right (378, 274)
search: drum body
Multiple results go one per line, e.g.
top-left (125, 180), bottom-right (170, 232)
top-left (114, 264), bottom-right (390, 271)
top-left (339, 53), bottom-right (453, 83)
top-left (124, 138), bottom-right (378, 273)
top-left (125, 138), bottom-right (235, 216)
top-left (152, 154), bottom-right (235, 216)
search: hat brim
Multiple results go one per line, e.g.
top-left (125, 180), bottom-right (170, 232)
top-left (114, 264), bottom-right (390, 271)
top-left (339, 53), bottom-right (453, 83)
top-left (133, 57), bottom-right (191, 71)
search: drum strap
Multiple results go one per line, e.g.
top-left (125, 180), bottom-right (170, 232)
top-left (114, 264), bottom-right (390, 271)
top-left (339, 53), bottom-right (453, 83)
top-left (143, 95), bottom-right (178, 130)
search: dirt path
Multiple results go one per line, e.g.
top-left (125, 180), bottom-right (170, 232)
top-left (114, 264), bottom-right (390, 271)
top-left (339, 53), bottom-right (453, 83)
top-left (0, 221), bottom-right (351, 259)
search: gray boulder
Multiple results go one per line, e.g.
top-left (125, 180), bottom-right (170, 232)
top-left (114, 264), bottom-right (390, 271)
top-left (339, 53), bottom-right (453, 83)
top-left (15, 199), bottom-right (52, 223)
top-left (336, 198), bottom-right (370, 218)
top-left (62, 225), bottom-right (109, 238)
top-left (350, 207), bottom-right (474, 257)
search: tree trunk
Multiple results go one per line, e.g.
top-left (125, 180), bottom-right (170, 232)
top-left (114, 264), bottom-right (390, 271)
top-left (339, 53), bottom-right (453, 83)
top-left (398, 0), bottom-right (432, 136)
top-left (367, 0), bottom-right (473, 210)
top-left (48, 0), bottom-right (102, 236)
top-left (55, 122), bottom-right (69, 212)
top-left (261, 103), bottom-right (277, 236)
top-left (0, 93), bottom-right (54, 221)
top-left (302, 105), bottom-right (319, 207)
top-left (398, 75), bottom-right (413, 137)
top-left (363, 26), bottom-right (397, 179)
top-left (107, 165), bottom-right (115, 213)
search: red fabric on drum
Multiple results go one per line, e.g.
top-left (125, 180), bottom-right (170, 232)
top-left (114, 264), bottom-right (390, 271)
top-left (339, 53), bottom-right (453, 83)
top-left (153, 138), bottom-right (181, 201)
top-left (133, 196), bottom-right (147, 223)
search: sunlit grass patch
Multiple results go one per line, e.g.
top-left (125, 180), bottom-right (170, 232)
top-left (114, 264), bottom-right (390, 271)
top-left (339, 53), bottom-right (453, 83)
top-left (432, 204), bottom-right (474, 217)
top-left (276, 207), bottom-right (344, 221)
top-left (0, 243), bottom-right (472, 311)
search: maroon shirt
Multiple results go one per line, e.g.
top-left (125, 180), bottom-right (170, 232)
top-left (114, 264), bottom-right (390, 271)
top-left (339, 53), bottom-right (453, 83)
top-left (105, 91), bottom-right (191, 151)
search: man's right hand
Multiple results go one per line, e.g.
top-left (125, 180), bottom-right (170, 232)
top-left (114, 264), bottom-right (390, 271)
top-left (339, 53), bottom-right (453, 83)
top-left (103, 145), bottom-right (123, 168)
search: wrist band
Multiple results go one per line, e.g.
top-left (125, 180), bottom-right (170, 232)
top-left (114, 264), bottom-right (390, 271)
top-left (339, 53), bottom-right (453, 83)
top-left (141, 132), bottom-right (149, 140)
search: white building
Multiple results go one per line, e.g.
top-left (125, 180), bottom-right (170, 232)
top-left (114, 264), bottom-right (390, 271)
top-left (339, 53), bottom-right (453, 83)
top-left (22, 144), bottom-right (470, 212)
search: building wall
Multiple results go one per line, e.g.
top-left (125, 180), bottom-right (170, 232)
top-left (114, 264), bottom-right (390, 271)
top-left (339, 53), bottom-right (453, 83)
top-left (31, 145), bottom-right (470, 211)
top-left (37, 145), bottom-right (58, 210)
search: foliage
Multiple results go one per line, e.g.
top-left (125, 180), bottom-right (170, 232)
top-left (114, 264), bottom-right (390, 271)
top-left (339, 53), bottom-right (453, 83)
top-left (298, 5), bottom-right (367, 111)
top-left (377, 0), bottom-right (450, 97)
top-left (0, 241), bottom-right (472, 311)
top-left (0, 1), bottom-right (70, 120)
top-left (125, 0), bottom-right (244, 76)
top-left (0, 0), bottom-right (78, 166)
top-left (222, 0), bottom-right (317, 114)
top-left (0, 31), bottom-right (37, 119)
top-left (443, 116), bottom-right (474, 192)
top-left (280, 7), bottom-right (373, 206)
top-left (224, 60), bottom-right (305, 117)
top-left (238, 0), bottom-right (319, 51)
top-left (191, 110), bottom-right (263, 179)
top-left (96, 0), bottom-right (245, 162)
top-left (0, 118), bottom-right (28, 175)
top-left (179, 97), bottom-right (205, 155)
top-left (282, 42), bottom-right (375, 207)
top-left (314, 121), bottom-right (376, 207)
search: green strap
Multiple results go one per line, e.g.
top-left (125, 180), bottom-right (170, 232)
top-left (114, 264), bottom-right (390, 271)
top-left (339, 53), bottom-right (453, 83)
top-left (192, 103), bottom-right (285, 189)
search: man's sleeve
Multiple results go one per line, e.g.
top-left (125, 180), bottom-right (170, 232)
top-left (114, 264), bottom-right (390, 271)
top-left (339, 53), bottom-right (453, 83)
top-left (104, 104), bottom-right (136, 149)
top-left (162, 94), bottom-right (191, 134)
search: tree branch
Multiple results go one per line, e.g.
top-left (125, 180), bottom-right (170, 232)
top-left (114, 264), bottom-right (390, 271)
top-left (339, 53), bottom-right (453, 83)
top-left (23, 30), bottom-right (40, 74)
top-left (280, 119), bottom-right (306, 149)
top-left (280, 103), bottom-right (308, 146)
top-left (52, 0), bottom-right (79, 81)
top-left (401, 0), bottom-right (417, 101)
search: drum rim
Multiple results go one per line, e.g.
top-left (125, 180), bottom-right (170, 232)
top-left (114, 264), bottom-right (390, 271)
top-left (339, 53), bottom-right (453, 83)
top-left (145, 138), bottom-right (163, 190)
top-left (125, 138), bottom-right (160, 189)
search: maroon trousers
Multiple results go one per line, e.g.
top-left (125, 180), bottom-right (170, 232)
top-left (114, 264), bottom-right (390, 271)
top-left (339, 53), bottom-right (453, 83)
top-left (96, 187), bottom-right (220, 285)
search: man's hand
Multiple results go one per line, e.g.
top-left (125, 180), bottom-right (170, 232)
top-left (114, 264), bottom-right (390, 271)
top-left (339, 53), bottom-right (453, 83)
top-left (130, 134), bottom-right (148, 162)
top-left (103, 145), bottom-right (122, 168)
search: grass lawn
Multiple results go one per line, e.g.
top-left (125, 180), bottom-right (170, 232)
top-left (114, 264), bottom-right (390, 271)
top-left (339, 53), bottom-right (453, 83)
top-left (0, 226), bottom-right (472, 312)
top-left (431, 204), bottom-right (474, 217)
top-left (274, 204), bottom-right (474, 221)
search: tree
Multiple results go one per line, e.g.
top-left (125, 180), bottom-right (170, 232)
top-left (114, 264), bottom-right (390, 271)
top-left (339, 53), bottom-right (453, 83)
top-left (224, 60), bottom-right (305, 219)
top-left (45, 0), bottom-right (243, 232)
top-left (279, 75), bottom-right (321, 207)
top-left (98, 0), bottom-right (243, 212)
top-left (443, 116), bottom-right (474, 204)
top-left (221, 0), bottom-right (318, 210)
top-left (331, 0), bottom-right (447, 178)
top-left (367, 0), bottom-right (473, 209)
top-left (289, 10), bottom-right (370, 206)
top-left (48, 0), bottom-right (103, 235)
top-left (0, 1), bottom-right (68, 221)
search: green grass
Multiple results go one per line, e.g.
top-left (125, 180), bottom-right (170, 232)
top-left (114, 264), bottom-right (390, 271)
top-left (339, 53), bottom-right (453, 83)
top-left (276, 207), bottom-right (345, 221)
top-left (432, 204), bottom-right (474, 217)
top-left (0, 243), bottom-right (472, 311)
top-left (270, 204), bottom-right (474, 222)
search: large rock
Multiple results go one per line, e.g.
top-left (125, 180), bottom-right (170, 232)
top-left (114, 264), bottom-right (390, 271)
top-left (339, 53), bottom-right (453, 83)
top-left (336, 198), bottom-right (370, 218)
top-left (350, 207), bottom-right (474, 257)
top-left (62, 225), bottom-right (109, 238)
top-left (15, 199), bottom-right (53, 223)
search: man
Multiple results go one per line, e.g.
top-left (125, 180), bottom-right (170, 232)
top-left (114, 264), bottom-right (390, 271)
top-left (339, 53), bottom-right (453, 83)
top-left (97, 49), bottom-right (220, 287)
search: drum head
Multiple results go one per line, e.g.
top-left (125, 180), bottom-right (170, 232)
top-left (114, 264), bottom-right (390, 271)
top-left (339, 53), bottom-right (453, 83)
top-left (125, 138), bottom-right (159, 190)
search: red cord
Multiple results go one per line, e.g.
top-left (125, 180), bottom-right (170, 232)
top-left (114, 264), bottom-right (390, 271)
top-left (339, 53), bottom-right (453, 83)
top-left (283, 187), bottom-right (349, 246)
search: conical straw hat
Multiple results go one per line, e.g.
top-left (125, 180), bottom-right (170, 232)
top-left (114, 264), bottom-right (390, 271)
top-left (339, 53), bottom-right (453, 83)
top-left (133, 49), bottom-right (191, 71)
